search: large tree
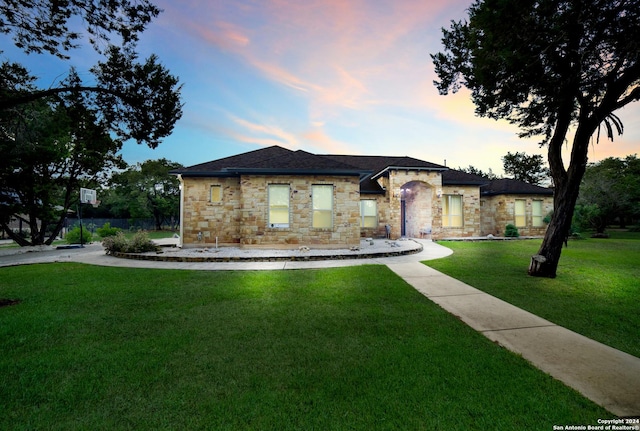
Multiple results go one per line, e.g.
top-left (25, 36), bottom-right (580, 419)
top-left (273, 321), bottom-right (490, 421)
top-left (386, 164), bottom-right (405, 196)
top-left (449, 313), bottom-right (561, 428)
top-left (0, 0), bottom-right (182, 149)
top-left (108, 159), bottom-right (182, 230)
top-left (432, 0), bottom-right (640, 277)
top-left (0, 92), bottom-right (124, 245)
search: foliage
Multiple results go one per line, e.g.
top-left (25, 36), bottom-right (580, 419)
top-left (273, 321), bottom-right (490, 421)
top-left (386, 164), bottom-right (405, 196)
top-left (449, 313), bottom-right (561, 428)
top-left (0, 1), bottom-right (183, 149)
top-left (456, 165), bottom-right (499, 180)
top-left (0, 264), bottom-right (608, 428)
top-left (575, 155), bottom-right (640, 233)
top-left (504, 223), bottom-right (520, 237)
top-left (106, 159), bottom-right (183, 230)
top-left (0, 0), bottom-right (160, 58)
top-left (0, 96), bottom-right (124, 246)
top-left (425, 236), bottom-right (640, 358)
top-left (502, 152), bottom-right (550, 186)
top-left (65, 226), bottom-right (93, 244)
top-left (102, 231), bottom-right (157, 254)
top-left (432, 0), bottom-right (640, 277)
top-left (96, 222), bottom-right (121, 238)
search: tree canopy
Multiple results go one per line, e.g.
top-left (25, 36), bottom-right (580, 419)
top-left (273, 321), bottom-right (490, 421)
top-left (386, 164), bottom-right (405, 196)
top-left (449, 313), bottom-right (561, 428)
top-left (0, 0), bottom-right (184, 245)
top-left (502, 152), bottom-right (550, 186)
top-left (575, 155), bottom-right (640, 233)
top-left (107, 159), bottom-right (183, 230)
top-left (0, 0), bottom-right (182, 149)
top-left (432, 0), bottom-right (640, 277)
top-left (0, 94), bottom-right (124, 245)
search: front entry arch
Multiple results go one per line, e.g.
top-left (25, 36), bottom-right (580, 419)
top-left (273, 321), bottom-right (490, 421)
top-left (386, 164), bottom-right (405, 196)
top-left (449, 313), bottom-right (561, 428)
top-left (400, 181), bottom-right (433, 238)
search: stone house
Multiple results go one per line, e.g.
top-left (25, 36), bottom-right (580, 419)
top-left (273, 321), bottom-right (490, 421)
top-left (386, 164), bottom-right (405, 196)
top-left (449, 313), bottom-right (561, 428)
top-left (171, 145), bottom-right (553, 248)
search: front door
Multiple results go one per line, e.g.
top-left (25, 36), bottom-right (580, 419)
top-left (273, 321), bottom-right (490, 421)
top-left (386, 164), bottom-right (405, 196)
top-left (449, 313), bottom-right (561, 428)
top-left (400, 199), bottom-right (406, 237)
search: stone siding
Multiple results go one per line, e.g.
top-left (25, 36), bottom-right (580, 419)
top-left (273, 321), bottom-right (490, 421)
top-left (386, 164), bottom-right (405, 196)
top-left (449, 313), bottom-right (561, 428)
top-left (436, 185), bottom-right (482, 238)
top-left (387, 170), bottom-right (442, 239)
top-left (180, 177), bottom-right (242, 246)
top-left (481, 195), bottom-right (553, 236)
top-left (180, 175), bottom-right (360, 248)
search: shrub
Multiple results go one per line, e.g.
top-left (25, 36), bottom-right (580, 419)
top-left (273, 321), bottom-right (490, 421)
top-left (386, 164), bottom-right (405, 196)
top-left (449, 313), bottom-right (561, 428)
top-left (66, 226), bottom-right (93, 244)
top-left (505, 224), bottom-right (520, 237)
top-left (102, 231), bottom-right (157, 254)
top-left (96, 222), bottom-right (121, 238)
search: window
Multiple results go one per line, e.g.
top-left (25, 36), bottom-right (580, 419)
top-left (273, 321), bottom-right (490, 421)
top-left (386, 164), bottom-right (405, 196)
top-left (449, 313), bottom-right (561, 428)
top-left (268, 185), bottom-right (290, 227)
top-left (210, 185), bottom-right (222, 202)
top-left (532, 200), bottom-right (543, 227)
top-left (442, 195), bottom-right (463, 227)
top-left (515, 199), bottom-right (526, 227)
top-left (360, 200), bottom-right (377, 228)
top-left (312, 185), bottom-right (333, 228)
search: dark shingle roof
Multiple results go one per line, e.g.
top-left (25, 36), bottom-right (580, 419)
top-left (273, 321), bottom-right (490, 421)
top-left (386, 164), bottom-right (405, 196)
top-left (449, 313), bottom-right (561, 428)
top-left (442, 169), bottom-right (490, 185)
top-left (172, 146), bottom-right (553, 197)
top-left (481, 178), bottom-right (554, 196)
top-left (173, 146), bottom-right (361, 176)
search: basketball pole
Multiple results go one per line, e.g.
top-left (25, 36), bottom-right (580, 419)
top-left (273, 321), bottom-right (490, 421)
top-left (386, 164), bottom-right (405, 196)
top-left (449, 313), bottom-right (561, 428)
top-left (79, 195), bottom-right (84, 248)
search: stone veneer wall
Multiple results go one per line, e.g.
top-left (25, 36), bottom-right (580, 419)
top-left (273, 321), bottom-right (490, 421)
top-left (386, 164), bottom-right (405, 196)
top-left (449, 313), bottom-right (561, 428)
top-left (481, 195), bottom-right (554, 236)
top-left (359, 193), bottom-right (391, 238)
top-left (180, 174), bottom-right (361, 248)
top-left (387, 170), bottom-right (443, 239)
top-left (436, 185), bottom-right (482, 238)
top-left (180, 177), bottom-right (242, 246)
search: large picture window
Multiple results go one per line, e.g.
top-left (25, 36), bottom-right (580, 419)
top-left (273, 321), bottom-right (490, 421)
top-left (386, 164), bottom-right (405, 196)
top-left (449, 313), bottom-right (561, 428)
top-left (532, 200), bottom-right (543, 227)
top-left (360, 200), bottom-right (377, 228)
top-left (268, 185), bottom-right (290, 227)
top-left (515, 199), bottom-right (526, 227)
top-left (312, 185), bottom-right (333, 228)
top-left (442, 195), bottom-right (463, 227)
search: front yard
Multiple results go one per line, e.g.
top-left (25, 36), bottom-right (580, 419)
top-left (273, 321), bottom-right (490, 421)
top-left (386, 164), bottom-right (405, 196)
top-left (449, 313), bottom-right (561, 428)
top-left (0, 264), bottom-right (608, 430)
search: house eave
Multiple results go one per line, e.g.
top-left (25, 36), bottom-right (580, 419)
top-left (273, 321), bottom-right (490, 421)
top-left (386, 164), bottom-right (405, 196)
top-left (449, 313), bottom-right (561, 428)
top-left (172, 168), bottom-right (363, 177)
top-left (371, 166), bottom-right (448, 180)
top-left (481, 190), bottom-right (554, 197)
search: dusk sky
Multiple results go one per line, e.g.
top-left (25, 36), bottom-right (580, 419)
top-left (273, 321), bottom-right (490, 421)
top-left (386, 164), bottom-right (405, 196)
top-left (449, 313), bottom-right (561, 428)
top-left (4, 0), bottom-right (640, 174)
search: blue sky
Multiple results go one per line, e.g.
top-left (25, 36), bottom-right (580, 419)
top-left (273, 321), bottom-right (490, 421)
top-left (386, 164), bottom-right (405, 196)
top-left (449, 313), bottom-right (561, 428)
top-left (3, 0), bottom-right (639, 174)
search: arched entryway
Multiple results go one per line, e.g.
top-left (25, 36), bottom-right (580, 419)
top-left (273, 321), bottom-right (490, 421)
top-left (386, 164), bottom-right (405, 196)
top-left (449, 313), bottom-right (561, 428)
top-left (400, 181), bottom-right (433, 238)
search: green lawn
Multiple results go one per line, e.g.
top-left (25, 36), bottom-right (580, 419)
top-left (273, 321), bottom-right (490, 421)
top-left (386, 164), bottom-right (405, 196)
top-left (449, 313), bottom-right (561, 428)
top-left (425, 233), bottom-right (640, 358)
top-left (0, 264), bottom-right (608, 430)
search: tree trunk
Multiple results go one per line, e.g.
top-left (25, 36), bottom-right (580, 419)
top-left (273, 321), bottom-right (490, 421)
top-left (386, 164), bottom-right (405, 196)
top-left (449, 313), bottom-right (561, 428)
top-left (529, 109), bottom-right (593, 278)
top-left (529, 184), bottom-right (579, 277)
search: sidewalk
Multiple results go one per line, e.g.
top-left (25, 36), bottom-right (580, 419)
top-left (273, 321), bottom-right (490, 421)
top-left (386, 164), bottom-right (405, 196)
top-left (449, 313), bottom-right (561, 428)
top-left (1, 239), bottom-right (638, 417)
top-left (387, 262), bottom-right (640, 418)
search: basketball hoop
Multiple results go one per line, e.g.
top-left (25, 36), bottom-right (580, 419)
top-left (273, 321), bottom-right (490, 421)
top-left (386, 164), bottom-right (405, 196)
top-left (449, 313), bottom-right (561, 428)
top-left (80, 188), bottom-right (97, 204)
top-left (90, 200), bottom-right (101, 208)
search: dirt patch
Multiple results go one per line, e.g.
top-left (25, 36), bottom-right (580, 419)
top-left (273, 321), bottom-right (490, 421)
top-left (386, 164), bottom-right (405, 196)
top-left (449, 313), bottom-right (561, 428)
top-left (0, 298), bottom-right (21, 308)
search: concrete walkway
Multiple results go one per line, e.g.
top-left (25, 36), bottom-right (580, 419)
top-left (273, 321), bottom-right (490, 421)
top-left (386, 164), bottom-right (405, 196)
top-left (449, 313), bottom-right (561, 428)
top-left (386, 262), bottom-right (640, 418)
top-left (1, 239), bottom-right (638, 417)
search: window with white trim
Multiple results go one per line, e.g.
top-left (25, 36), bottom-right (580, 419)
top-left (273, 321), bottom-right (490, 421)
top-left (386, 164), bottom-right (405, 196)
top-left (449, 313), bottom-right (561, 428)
top-left (360, 200), bottom-right (377, 228)
top-left (268, 185), bottom-right (290, 228)
top-left (515, 199), bottom-right (526, 227)
top-left (442, 195), bottom-right (463, 227)
top-left (532, 200), bottom-right (543, 227)
top-left (312, 185), bottom-right (333, 229)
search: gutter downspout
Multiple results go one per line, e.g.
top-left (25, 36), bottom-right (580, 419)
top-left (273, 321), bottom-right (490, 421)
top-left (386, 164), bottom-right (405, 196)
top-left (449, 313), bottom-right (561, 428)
top-left (178, 174), bottom-right (184, 248)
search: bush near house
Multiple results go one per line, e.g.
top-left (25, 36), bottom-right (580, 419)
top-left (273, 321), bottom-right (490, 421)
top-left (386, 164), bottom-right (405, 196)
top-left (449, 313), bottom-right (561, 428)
top-left (102, 231), bottom-right (157, 254)
top-left (505, 224), bottom-right (520, 237)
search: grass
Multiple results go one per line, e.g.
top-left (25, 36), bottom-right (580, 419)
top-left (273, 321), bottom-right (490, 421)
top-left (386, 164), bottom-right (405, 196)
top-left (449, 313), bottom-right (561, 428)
top-left (0, 264), bottom-right (608, 430)
top-left (425, 232), bottom-right (640, 358)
